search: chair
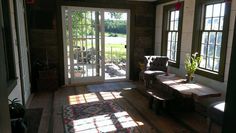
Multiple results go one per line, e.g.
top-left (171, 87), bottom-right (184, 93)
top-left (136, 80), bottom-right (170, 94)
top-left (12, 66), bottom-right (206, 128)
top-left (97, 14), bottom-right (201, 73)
top-left (207, 101), bottom-right (225, 133)
top-left (143, 56), bottom-right (169, 88)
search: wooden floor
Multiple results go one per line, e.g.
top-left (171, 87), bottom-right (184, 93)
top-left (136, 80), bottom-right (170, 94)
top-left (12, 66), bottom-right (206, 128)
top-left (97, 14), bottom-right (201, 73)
top-left (27, 81), bottom-right (221, 133)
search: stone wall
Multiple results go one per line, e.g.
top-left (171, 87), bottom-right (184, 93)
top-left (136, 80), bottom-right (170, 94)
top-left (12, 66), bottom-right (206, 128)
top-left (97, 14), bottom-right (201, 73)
top-left (155, 0), bottom-right (236, 95)
top-left (129, 2), bottom-right (156, 80)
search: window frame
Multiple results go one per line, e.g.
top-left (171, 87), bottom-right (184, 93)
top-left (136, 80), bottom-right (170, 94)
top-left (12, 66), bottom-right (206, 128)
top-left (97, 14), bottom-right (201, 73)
top-left (161, 2), bottom-right (184, 68)
top-left (192, 0), bottom-right (231, 82)
top-left (1, 0), bottom-right (17, 94)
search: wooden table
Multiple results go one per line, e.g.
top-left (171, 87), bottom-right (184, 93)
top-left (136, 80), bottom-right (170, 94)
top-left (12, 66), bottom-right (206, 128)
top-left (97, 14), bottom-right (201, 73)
top-left (155, 74), bottom-right (221, 98)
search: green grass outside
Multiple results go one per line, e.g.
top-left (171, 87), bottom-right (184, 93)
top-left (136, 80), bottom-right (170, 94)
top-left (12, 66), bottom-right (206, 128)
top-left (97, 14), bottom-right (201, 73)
top-left (105, 44), bottom-right (126, 62)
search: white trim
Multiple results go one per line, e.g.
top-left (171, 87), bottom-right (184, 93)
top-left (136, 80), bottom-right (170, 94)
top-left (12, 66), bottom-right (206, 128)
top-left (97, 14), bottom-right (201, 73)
top-left (61, 6), bottom-right (69, 84)
top-left (127, 10), bottom-right (131, 80)
top-left (103, 9), bottom-right (131, 81)
top-left (62, 6), bottom-right (131, 84)
top-left (101, 9), bottom-right (106, 80)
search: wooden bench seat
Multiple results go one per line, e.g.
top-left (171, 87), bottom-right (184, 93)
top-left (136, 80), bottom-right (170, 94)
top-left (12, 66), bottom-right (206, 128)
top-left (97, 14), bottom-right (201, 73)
top-left (155, 75), bottom-right (221, 98)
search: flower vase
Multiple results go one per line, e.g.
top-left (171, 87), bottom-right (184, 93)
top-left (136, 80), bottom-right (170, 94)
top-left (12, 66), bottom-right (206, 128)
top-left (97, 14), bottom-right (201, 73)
top-left (185, 74), bottom-right (194, 83)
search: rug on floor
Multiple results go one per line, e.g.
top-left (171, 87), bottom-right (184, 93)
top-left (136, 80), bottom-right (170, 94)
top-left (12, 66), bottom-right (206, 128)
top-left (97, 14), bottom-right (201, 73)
top-left (63, 101), bottom-right (140, 133)
top-left (24, 108), bottom-right (43, 133)
top-left (87, 82), bottom-right (136, 92)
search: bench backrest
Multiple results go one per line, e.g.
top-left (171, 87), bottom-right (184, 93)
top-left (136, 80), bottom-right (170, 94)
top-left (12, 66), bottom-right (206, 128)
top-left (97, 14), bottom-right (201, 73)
top-left (144, 56), bottom-right (168, 72)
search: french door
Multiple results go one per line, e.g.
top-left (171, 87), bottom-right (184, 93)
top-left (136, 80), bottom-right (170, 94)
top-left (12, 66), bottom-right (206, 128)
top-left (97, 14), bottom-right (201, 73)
top-left (14, 0), bottom-right (31, 104)
top-left (62, 6), bottom-right (129, 84)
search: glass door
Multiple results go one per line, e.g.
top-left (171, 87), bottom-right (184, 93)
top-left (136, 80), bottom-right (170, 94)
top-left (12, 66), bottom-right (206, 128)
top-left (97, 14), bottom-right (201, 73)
top-left (62, 7), bottom-right (130, 84)
top-left (62, 7), bottom-right (105, 84)
top-left (104, 11), bottom-right (129, 81)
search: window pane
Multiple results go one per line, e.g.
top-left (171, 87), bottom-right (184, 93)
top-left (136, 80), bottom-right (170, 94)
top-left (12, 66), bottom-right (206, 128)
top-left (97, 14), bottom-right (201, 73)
top-left (214, 58), bottom-right (220, 72)
top-left (207, 44), bottom-right (215, 57)
top-left (206, 5), bottom-right (213, 17)
top-left (200, 57), bottom-right (206, 68)
top-left (168, 32), bottom-right (171, 41)
top-left (168, 32), bottom-right (172, 41)
top-left (167, 50), bottom-right (171, 58)
top-left (171, 11), bottom-right (175, 21)
top-left (216, 32), bottom-right (222, 45)
top-left (171, 51), bottom-right (175, 60)
top-left (221, 3), bottom-right (225, 16)
top-left (201, 44), bottom-right (207, 56)
top-left (209, 32), bottom-right (216, 44)
top-left (172, 32), bottom-right (176, 41)
top-left (167, 42), bottom-right (171, 50)
top-left (206, 57), bottom-right (213, 70)
top-left (213, 4), bottom-right (221, 17)
top-left (175, 20), bottom-right (179, 30)
top-left (219, 17), bottom-right (224, 30)
top-left (173, 51), bottom-right (176, 61)
top-left (205, 18), bottom-right (212, 30)
top-left (171, 42), bottom-right (176, 51)
top-left (202, 32), bottom-right (208, 44)
top-left (175, 32), bottom-right (178, 42)
top-left (170, 21), bottom-right (174, 30)
top-left (169, 51), bottom-right (172, 59)
top-left (212, 18), bottom-right (219, 30)
top-left (175, 11), bottom-right (179, 20)
top-left (215, 45), bottom-right (221, 58)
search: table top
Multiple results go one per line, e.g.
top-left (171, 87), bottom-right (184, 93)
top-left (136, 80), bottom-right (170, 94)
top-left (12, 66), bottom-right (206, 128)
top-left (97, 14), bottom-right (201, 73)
top-left (156, 74), bottom-right (221, 98)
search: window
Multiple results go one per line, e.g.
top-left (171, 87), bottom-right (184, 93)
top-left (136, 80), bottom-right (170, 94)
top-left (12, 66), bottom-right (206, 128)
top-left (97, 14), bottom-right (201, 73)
top-left (192, 0), bottom-right (231, 81)
top-left (161, 2), bottom-right (184, 67)
top-left (1, 0), bottom-right (17, 94)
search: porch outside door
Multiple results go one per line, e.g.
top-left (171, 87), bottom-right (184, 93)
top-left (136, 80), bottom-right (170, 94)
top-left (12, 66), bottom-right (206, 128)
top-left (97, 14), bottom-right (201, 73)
top-left (62, 6), bottom-right (130, 84)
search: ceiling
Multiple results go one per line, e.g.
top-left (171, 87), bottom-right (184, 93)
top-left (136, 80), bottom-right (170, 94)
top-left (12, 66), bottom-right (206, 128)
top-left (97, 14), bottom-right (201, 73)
top-left (128, 0), bottom-right (157, 2)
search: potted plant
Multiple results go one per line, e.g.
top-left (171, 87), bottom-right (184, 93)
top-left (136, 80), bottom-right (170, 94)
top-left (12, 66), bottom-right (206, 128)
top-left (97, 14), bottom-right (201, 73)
top-left (184, 52), bottom-right (202, 83)
top-left (74, 66), bottom-right (85, 77)
top-left (9, 98), bottom-right (27, 133)
top-left (9, 98), bottom-right (25, 119)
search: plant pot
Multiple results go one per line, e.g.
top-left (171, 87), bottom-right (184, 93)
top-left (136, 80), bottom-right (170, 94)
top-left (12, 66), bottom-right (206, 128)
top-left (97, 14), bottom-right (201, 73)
top-left (185, 74), bottom-right (194, 83)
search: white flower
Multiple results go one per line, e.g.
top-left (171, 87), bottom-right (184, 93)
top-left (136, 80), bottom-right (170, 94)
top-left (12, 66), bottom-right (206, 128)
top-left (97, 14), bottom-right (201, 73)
top-left (192, 52), bottom-right (198, 58)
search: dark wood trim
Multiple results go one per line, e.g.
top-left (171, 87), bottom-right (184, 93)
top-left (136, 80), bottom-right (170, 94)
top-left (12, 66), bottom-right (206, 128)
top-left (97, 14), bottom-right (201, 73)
top-left (56, 5), bottom-right (64, 86)
top-left (161, 2), bottom-right (184, 68)
top-left (191, 0), bottom-right (231, 82)
top-left (222, 16), bottom-right (236, 133)
top-left (129, 7), bottom-right (135, 80)
top-left (155, 0), bottom-right (174, 5)
top-left (0, 0), bottom-right (12, 131)
top-left (1, 0), bottom-right (18, 94)
top-left (56, 0), bottom-right (130, 9)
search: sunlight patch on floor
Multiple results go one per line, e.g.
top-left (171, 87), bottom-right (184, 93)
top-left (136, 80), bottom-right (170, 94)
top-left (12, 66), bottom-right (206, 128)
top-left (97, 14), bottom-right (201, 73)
top-left (69, 93), bottom-right (99, 105)
top-left (72, 111), bottom-right (143, 133)
top-left (99, 92), bottom-right (123, 100)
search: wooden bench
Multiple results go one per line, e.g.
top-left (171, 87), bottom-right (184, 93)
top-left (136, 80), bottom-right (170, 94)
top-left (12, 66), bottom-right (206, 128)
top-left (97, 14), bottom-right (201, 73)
top-left (146, 74), bottom-right (221, 113)
top-left (155, 75), bottom-right (221, 99)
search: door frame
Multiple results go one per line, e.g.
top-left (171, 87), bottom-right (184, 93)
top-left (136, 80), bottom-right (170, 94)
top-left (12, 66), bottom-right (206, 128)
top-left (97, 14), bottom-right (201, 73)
top-left (103, 9), bottom-right (130, 82)
top-left (62, 6), bottom-right (130, 84)
top-left (13, 0), bottom-right (31, 105)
